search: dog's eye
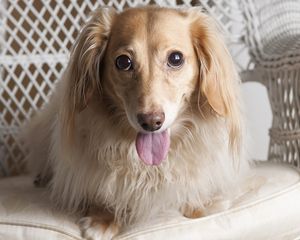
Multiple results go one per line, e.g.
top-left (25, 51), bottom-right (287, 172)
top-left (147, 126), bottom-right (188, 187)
top-left (115, 55), bottom-right (133, 71)
top-left (167, 51), bottom-right (184, 68)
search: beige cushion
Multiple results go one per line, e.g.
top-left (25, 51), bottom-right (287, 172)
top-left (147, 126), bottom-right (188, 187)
top-left (0, 162), bottom-right (300, 240)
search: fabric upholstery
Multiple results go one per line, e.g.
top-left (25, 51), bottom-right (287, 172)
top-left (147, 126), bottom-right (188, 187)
top-left (0, 163), bottom-right (299, 240)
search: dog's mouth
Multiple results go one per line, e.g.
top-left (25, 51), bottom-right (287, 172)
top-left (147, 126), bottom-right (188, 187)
top-left (135, 129), bottom-right (170, 166)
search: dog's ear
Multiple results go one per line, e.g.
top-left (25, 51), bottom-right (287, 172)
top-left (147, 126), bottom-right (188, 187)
top-left (61, 8), bottom-right (116, 139)
top-left (67, 8), bottom-right (116, 111)
top-left (189, 9), bottom-right (242, 154)
top-left (190, 10), bottom-right (239, 117)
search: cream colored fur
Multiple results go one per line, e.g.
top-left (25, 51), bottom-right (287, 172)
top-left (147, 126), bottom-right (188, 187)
top-left (24, 6), bottom-right (249, 237)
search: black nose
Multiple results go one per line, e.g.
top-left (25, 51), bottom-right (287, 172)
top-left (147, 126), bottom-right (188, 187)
top-left (137, 112), bottom-right (165, 132)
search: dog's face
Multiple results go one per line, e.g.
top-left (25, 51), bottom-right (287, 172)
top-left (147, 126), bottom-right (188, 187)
top-left (102, 9), bottom-right (199, 134)
top-left (64, 7), bottom-right (241, 165)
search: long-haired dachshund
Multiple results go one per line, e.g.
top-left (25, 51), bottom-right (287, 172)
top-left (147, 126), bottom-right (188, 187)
top-left (25, 6), bottom-right (248, 239)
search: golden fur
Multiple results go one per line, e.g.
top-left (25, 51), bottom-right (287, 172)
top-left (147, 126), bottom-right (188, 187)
top-left (25, 6), bottom-right (248, 239)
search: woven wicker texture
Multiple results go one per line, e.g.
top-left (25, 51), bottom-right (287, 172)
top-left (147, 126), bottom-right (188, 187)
top-left (0, 0), bottom-right (246, 176)
top-left (243, 0), bottom-right (300, 167)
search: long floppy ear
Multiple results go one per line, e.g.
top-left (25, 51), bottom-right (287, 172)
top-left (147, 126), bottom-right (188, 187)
top-left (61, 8), bottom-right (116, 140)
top-left (189, 9), bottom-right (242, 155)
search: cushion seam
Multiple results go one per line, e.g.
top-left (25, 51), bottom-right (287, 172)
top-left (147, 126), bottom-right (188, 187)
top-left (116, 181), bottom-right (300, 239)
top-left (0, 220), bottom-right (82, 240)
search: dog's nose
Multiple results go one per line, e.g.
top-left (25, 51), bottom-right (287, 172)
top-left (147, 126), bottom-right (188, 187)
top-left (137, 112), bottom-right (165, 132)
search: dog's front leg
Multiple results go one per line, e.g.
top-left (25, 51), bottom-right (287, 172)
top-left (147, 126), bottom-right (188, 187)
top-left (78, 207), bottom-right (119, 240)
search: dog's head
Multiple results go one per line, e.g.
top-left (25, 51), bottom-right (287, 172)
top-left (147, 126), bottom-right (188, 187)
top-left (63, 7), bottom-right (241, 165)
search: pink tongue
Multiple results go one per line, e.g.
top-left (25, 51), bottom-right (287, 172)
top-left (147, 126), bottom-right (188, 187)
top-left (135, 130), bottom-right (170, 166)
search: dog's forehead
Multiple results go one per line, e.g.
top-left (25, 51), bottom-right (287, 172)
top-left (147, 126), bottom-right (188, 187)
top-left (109, 8), bottom-right (190, 48)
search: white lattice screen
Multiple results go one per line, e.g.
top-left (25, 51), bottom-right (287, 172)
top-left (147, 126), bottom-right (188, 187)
top-left (0, 0), bottom-right (247, 176)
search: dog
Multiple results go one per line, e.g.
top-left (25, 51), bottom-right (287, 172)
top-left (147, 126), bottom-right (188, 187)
top-left (24, 6), bottom-right (249, 239)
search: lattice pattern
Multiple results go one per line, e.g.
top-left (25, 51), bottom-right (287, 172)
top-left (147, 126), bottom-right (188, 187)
top-left (0, 0), bottom-right (247, 176)
top-left (242, 0), bottom-right (300, 167)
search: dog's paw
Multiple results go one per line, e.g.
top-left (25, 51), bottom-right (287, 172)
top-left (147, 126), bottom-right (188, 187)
top-left (181, 205), bottom-right (204, 219)
top-left (78, 216), bottom-right (119, 240)
top-left (33, 173), bottom-right (51, 187)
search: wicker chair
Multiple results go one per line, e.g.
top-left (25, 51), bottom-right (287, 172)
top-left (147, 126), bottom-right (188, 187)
top-left (0, 1), bottom-right (300, 239)
top-left (242, 0), bottom-right (300, 167)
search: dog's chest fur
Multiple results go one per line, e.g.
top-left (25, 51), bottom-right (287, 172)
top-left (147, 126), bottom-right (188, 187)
top-left (50, 104), bottom-right (236, 224)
